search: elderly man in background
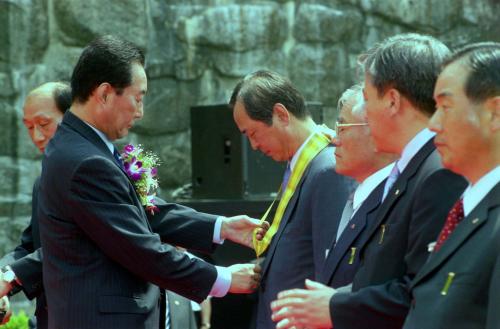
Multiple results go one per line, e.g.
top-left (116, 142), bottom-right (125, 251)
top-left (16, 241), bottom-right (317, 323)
top-left (320, 84), bottom-right (397, 288)
top-left (0, 82), bottom-right (71, 328)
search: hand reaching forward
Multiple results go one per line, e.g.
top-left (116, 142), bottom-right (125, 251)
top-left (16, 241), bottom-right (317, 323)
top-left (271, 279), bottom-right (336, 329)
top-left (228, 263), bottom-right (262, 294)
top-left (221, 215), bottom-right (270, 249)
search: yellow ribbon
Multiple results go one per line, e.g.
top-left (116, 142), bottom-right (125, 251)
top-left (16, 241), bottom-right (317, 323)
top-left (253, 131), bottom-right (331, 257)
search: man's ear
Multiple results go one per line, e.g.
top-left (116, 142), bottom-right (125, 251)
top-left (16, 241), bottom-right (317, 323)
top-left (486, 96), bottom-right (500, 132)
top-left (273, 103), bottom-right (290, 125)
top-left (385, 88), bottom-right (401, 116)
top-left (94, 83), bottom-right (113, 106)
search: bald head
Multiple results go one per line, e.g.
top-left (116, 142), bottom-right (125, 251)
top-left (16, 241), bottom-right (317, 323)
top-left (23, 82), bottom-right (71, 153)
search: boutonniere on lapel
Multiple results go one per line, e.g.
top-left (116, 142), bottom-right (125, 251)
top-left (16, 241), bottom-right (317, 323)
top-left (120, 144), bottom-right (160, 215)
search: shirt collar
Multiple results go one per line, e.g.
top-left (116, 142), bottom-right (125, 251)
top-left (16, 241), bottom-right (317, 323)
top-left (290, 125), bottom-right (324, 171)
top-left (353, 162), bottom-right (394, 211)
top-left (397, 128), bottom-right (435, 173)
top-left (84, 122), bottom-right (115, 154)
top-left (463, 165), bottom-right (500, 216)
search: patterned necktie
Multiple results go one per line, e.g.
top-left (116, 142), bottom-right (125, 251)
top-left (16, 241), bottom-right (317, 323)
top-left (382, 162), bottom-right (400, 201)
top-left (335, 193), bottom-right (355, 242)
top-left (113, 147), bottom-right (125, 170)
top-left (433, 198), bottom-right (464, 252)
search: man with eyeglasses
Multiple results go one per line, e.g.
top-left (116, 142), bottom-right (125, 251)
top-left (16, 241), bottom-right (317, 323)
top-left (271, 33), bottom-right (467, 329)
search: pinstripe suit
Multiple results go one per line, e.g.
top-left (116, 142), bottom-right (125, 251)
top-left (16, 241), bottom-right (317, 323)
top-left (38, 111), bottom-right (219, 329)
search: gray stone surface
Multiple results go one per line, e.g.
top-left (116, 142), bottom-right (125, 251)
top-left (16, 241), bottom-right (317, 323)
top-left (176, 4), bottom-right (287, 51)
top-left (212, 48), bottom-right (287, 78)
top-left (137, 132), bottom-right (192, 193)
top-left (0, 104), bottom-right (17, 157)
top-left (294, 4), bottom-right (363, 43)
top-left (134, 78), bottom-right (202, 135)
top-left (54, 0), bottom-right (149, 49)
top-left (2, 0), bottom-right (500, 271)
top-left (0, 0), bottom-right (49, 70)
top-left (288, 43), bottom-right (354, 111)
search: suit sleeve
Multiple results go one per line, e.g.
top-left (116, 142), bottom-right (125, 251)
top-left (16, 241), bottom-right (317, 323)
top-left (0, 179), bottom-right (40, 268)
top-left (149, 197), bottom-right (218, 253)
top-left (9, 249), bottom-right (43, 299)
top-left (330, 169), bottom-right (467, 328)
top-left (0, 178), bottom-right (44, 299)
top-left (67, 157), bottom-right (218, 302)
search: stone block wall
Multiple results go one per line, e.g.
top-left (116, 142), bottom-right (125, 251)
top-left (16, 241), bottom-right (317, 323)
top-left (1, 0), bottom-right (499, 256)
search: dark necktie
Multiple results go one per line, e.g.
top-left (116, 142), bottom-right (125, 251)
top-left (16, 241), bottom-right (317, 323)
top-left (434, 198), bottom-right (464, 252)
top-left (281, 162), bottom-right (291, 192)
top-left (113, 147), bottom-right (125, 170)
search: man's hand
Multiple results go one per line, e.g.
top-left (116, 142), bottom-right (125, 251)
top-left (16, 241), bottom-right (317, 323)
top-left (228, 263), bottom-right (261, 294)
top-left (271, 279), bottom-right (336, 329)
top-left (221, 215), bottom-right (269, 249)
top-left (0, 296), bottom-right (12, 325)
top-left (0, 279), bottom-right (12, 299)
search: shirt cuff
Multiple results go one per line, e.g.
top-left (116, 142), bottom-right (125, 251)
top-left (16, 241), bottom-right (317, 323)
top-left (212, 216), bottom-right (226, 244)
top-left (208, 266), bottom-right (231, 297)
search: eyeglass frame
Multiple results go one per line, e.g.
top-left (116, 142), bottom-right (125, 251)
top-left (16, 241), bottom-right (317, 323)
top-left (334, 121), bottom-right (369, 136)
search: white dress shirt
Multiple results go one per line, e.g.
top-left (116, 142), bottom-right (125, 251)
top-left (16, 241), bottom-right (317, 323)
top-left (463, 166), bottom-right (500, 217)
top-left (396, 128), bottom-right (435, 174)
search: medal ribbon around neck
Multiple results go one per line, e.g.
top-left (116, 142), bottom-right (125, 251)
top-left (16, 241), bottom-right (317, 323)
top-left (253, 131), bottom-right (331, 257)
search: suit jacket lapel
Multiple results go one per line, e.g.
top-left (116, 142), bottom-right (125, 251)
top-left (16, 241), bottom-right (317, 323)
top-left (412, 184), bottom-right (500, 287)
top-left (261, 165), bottom-right (311, 279)
top-left (63, 111), bottom-right (127, 175)
top-left (62, 111), bottom-right (149, 221)
top-left (363, 139), bottom-right (436, 246)
top-left (319, 181), bottom-right (384, 283)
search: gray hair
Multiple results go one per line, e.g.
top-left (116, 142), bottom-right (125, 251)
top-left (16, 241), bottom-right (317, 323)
top-left (337, 84), bottom-right (365, 120)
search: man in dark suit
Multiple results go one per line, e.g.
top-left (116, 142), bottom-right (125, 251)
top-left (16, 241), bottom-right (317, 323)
top-left (271, 33), bottom-right (468, 329)
top-left (36, 35), bottom-right (264, 329)
top-left (0, 82), bottom-right (72, 328)
top-left (229, 70), bottom-right (353, 329)
top-left (403, 42), bottom-right (500, 329)
top-left (318, 84), bottom-right (397, 289)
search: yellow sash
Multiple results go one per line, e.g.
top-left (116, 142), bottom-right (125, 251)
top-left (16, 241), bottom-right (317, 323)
top-left (253, 131), bottom-right (331, 257)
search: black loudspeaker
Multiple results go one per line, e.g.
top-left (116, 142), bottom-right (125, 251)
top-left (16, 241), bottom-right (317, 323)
top-left (191, 103), bottom-right (323, 199)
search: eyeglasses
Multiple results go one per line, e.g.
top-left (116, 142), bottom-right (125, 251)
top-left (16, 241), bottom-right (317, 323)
top-left (334, 121), bottom-right (369, 136)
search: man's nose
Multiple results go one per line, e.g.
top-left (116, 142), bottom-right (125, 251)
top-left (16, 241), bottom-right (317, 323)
top-left (428, 108), bottom-right (443, 133)
top-left (332, 136), bottom-right (341, 147)
top-left (33, 126), bottom-right (45, 141)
